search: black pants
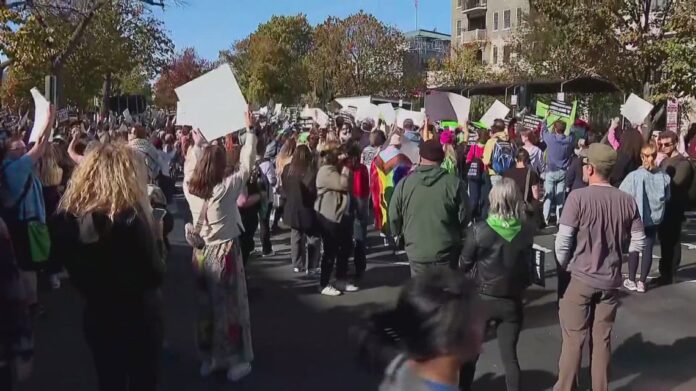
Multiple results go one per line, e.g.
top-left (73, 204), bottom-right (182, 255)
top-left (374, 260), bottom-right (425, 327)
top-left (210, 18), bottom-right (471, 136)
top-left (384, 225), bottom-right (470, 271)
top-left (239, 207), bottom-right (259, 266)
top-left (272, 201), bottom-right (284, 229)
top-left (318, 214), bottom-right (353, 288)
top-left (658, 216), bottom-right (683, 284)
top-left (83, 295), bottom-right (163, 391)
top-left (468, 180), bottom-right (483, 221)
top-left (0, 364), bottom-right (11, 391)
top-left (628, 225), bottom-right (658, 282)
top-left (480, 175), bottom-right (493, 220)
top-left (258, 203), bottom-right (273, 254)
top-left (460, 295), bottom-right (523, 391)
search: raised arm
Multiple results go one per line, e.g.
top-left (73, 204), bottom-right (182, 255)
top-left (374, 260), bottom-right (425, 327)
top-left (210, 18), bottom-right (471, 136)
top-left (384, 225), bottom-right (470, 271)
top-left (607, 118), bottom-right (620, 150)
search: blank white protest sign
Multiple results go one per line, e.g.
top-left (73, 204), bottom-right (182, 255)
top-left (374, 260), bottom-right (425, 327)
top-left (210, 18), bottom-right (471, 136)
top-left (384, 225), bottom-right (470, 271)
top-left (29, 88), bottom-right (51, 143)
top-left (175, 64), bottom-right (248, 140)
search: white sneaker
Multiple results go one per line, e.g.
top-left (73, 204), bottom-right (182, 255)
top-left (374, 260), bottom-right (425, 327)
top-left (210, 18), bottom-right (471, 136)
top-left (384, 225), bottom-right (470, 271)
top-left (227, 362), bottom-right (252, 382)
top-left (623, 279), bottom-right (638, 291)
top-left (199, 359), bottom-right (218, 377)
top-left (320, 285), bottom-right (342, 296)
top-left (335, 280), bottom-right (359, 292)
top-left (636, 281), bottom-right (646, 293)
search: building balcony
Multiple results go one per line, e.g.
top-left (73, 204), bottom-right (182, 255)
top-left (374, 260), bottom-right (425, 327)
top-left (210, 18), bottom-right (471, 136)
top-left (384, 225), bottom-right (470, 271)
top-left (462, 0), bottom-right (487, 14)
top-left (460, 29), bottom-right (487, 43)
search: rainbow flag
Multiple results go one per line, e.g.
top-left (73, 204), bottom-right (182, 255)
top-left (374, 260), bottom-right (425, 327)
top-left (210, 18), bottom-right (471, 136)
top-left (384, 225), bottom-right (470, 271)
top-left (370, 149), bottom-right (412, 234)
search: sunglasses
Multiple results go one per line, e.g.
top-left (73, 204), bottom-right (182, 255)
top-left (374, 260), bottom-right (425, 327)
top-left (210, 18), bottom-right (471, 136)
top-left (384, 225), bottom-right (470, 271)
top-left (658, 142), bottom-right (673, 147)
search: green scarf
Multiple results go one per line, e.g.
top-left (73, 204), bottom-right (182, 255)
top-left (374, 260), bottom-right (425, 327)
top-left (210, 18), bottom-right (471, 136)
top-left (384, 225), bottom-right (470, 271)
top-left (486, 216), bottom-right (521, 242)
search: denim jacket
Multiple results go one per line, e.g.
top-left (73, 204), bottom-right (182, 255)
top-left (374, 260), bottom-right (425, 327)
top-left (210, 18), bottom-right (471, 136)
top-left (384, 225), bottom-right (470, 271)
top-left (619, 167), bottom-right (671, 227)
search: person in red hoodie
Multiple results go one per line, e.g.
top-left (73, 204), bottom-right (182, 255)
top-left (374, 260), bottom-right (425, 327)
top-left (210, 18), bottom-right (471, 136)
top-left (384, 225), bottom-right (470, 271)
top-left (345, 143), bottom-right (370, 286)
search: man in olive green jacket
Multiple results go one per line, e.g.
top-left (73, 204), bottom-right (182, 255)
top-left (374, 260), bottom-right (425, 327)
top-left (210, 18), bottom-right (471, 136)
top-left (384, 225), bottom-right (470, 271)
top-left (389, 140), bottom-right (470, 276)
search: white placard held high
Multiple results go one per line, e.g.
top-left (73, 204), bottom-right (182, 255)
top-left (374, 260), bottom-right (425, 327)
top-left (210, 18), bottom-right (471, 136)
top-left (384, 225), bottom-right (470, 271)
top-left (378, 103), bottom-right (396, 126)
top-left (175, 64), bottom-right (248, 140)
top-left (479, 100), bottom-right (510, 129)
top-left (620, 93), bottom-right (654, 125)
top-left (29, 88), bottom-right (51, 143)
top-left (396, 109), bottom-right (426, 129)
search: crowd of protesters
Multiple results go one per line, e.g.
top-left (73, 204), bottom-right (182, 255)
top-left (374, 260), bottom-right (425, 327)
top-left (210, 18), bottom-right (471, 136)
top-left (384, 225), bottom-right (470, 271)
top-left (1, 98), bottom-right (695, 391)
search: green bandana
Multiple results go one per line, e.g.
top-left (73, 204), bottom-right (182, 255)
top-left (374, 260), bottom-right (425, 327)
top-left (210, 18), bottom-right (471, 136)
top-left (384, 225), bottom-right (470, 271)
top-left (486, 216), bottom-right (521, 242)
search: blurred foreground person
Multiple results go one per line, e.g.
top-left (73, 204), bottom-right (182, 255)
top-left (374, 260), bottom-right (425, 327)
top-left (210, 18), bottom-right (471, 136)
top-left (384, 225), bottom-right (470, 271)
top-left (52, 143), bottom-right (165, 391)
top-left (459, 178), bottom-right (535, 391)
top-left (355, 269), bottom-right (484, 391)
top-left (184, 121), bottom-right (257, 382)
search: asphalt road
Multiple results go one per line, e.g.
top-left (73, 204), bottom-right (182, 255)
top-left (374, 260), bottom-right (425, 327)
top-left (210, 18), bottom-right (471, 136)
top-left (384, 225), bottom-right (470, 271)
top-left (16, 197), bottom-right (696, 391)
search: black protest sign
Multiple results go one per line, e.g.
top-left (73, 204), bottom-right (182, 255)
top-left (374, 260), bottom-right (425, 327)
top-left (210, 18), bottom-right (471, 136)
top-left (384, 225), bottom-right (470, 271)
top-left (522, 115), bottom-right (543, 131)
top-left (57, 108), bottom-right (70, 123)
top-left (549, 100), bottom-right (573, 118)
top-left (532, 249), bottom-right (545, 287)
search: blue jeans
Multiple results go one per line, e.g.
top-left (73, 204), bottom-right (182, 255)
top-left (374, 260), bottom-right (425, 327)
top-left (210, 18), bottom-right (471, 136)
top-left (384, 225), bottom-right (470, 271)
top-left (543, 170), bottom-right (566, 223)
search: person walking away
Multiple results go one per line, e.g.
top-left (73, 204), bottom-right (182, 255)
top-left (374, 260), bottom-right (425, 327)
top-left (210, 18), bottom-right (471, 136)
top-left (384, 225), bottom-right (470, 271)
top-left (459, 178), bottom-right (535, 391)
top-left (482, 123), bottom-right (514, 218)
top-left (362, 130), bottom-right (386, 174)
top-left (282, 145), bottom-right (321, 274)
top-left (184, 121), bottom-right (256, 382)
top-left (357, 270), bottom-right (484, 391)
top-left (272, 138), bottom-right (296, 232)
top-left (655, 131), bottom-right (693, 285)
top-left (315, 148), bottom-right (353, 296)
top-left (370, 134), bottom-right (412, 245)
top-left (237, 137), bottom-right (271, 265)
top-left (466, 129), bottom-right (488, 221)
top-left (520, 129), bottom-right (544, 176)
top-left (440, 130), bottom-right (458, 175)
top-left (256, 141), bottom-right (277, 256)
top-left (0, 108), bottom-right (54, 318)
top-left (399, 119), bottom-right (422, 165)
top-left (541, 120), bottom-right (575, 225)
top-left (389, 140), bottom-right (470, 276)
top-left (609, 128), bottom-right (643, 187)
top-left (37, 144), bottom-right (65, 290)
top-left (51, 143), bottom-right (166, 391)
top-left (503, 149), bottom-right (543, 228)
top-left (347, 144), bottom-right (369, 286)
top-left (565, 141), bottom-right (589, 194)
top-left (128, 125), bottom-right (164, 183)
top-left (0, 217), bottom-right (33, 391)
top-left (553, 143), bottom-right (645, 391)
top-left (619, 142), bottom-right (670, 293)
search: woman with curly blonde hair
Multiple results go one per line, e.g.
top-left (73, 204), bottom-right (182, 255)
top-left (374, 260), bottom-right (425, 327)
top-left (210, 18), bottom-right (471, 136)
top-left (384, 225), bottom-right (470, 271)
top-left (52, 142), bottom-right (165, 391)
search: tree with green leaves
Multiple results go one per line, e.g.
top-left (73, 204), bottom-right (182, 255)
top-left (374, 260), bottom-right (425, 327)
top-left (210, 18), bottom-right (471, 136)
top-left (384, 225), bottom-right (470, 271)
top-left (0, 0), bottom-right (174, 110)
top-left (427, 43), bottom-right (495, 88)
top-left (309, 11), bottom-right (408, 102)
top-left (220, 14), bottom-right (313, 105)
top-left (510, 0), bottom-right (696, 101)
top-left (153, 47), bottom-right (213, 109)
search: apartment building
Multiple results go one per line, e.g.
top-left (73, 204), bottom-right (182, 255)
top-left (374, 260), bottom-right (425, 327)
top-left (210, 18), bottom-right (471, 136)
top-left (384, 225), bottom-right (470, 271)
top-left (451, 0), bottom-right (529, 67)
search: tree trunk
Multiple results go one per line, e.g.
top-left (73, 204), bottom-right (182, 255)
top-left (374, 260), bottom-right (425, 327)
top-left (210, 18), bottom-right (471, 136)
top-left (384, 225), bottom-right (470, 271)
top-left (101, 72), bottom-right (112, 116)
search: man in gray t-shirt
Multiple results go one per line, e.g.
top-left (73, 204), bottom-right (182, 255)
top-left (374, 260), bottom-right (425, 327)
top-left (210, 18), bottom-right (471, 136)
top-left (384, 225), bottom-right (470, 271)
top-left (553, 143), bottom-right (644, 391)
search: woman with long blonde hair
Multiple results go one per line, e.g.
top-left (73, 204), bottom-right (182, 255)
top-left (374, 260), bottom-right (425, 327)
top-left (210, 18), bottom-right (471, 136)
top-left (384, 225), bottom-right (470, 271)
top-left (271, 138), bottom-right (296, 231)
top-left (38, 143), bottom-right (67, 289)
top-left (619, 142), bottom-right (671, 293)
top-left (51, 142), bottom-right (165, 391)
top-left (183, 113), bottom-right (257, 382)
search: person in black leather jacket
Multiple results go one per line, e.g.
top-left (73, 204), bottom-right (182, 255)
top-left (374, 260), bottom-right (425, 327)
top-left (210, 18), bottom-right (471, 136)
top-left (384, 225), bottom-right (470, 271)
top-left (458, 177), bottom-right (534, 391)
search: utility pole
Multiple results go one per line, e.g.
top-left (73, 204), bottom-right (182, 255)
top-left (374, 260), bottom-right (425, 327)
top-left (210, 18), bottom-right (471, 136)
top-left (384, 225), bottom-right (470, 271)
top-left (414, 0), bottom-right (419, 30)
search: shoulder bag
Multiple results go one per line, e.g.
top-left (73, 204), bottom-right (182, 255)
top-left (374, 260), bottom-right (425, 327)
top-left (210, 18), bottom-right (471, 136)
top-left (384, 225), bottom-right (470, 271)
top-left (185, 200), bottom-right (209, 249)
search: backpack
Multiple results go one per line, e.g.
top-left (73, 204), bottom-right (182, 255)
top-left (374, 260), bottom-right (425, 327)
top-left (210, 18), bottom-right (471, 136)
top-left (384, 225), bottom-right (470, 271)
top-left (491, 140), bottom-right (515, 175)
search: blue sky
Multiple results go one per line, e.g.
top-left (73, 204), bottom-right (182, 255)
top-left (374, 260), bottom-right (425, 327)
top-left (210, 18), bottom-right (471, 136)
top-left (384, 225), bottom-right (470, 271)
top-left (154, 0), bottom-right (451, 60)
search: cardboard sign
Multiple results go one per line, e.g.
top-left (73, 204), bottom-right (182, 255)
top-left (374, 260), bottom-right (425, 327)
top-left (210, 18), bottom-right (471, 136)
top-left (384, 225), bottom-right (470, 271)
top-left (620, 93), bottom-right (654, 125)
top-left (378, 103), bottom-right (396, 126)
top-left (56, 108), bottom-right (70, 124)
top-left (175, 63), bottom-right (248, 140)
top-left (479, 100), bottom-right (510, 129)
top-left (300, 107), bottom-right (330, 127)
top-left (549, 100), bottom-right (573, 118)
top-left (396, 109), bottom-right (425, 129)
top-left (356, 103), bottom-right (381, 127)
top-left (29, 88), bottom-right (51, 143)
top-left (522, 115), bottom-right (544, 131)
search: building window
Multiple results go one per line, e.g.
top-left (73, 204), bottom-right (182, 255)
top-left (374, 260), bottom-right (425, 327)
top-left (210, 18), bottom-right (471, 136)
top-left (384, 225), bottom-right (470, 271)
top-left (493, 12), bottom-right (499, 31)
top-left (517, 8), bottom-right (523, 26)
top-left (457, 20), bottom-right (462, 36)
top-left (504, 10), bottom-right (511, 29)
top-left (457, 0), bottom-right (462, 8)
top-left (492, 46), bottom-right (498, 64)
top-left (503, 46), bottom-right (510, 63)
